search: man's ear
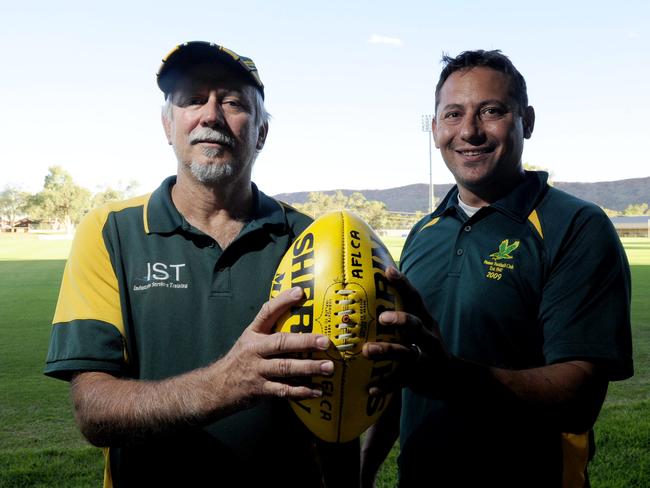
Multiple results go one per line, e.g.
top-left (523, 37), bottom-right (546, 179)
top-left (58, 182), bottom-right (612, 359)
top-left (162, 112), bottom-right (172, 145)
top-left (432, 117), bottom-right (440, 148)
top-left (256, 122), bottom-right (268, 150)
top-left (523, 106), bottom-right (535, 139)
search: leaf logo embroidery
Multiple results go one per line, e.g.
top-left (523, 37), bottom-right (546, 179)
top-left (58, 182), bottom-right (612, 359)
top-left (489, 239), bottom-right (520, 261)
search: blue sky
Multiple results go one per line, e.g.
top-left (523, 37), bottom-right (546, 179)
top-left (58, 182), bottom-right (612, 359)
top-left (1, 0), bottom-right (648, 196)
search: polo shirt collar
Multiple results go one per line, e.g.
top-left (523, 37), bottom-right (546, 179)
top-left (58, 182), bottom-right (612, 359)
top-left (242, 183), bottom-right (291, 241)
top-left (490, 171), bottom-right (549, 222)
top-left (145, 176), bottom-right (289, 238)
top-left (430, 170), bottom-right (550, 223)
top-left (432, 185), bottom-right (461, 218)
top-left (145, 176), bottom-right (182, 234)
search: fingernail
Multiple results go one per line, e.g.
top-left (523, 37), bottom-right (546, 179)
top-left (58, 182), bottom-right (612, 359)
top-left (380, 311), bottom-right (396, 324)
top-left (290, 286), bottom-right (304, 299)
top-left (321, 361), bottom-right (334, 374)
top-left (369, 387), bottom-right (381, 397)
top-left (312, 389), bottom-right (323, 398)
top-left (316, 336), bottom-right (330, 349)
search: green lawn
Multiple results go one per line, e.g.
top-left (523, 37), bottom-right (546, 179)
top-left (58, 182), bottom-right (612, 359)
top-left (0, 234), bottom-right (648, 487)
top-left (0, 234), bottom-right (104, 487)
top-left (589, 257), bottom-right (650, 487)
top-left (381, 236), bottom-right (407, 263)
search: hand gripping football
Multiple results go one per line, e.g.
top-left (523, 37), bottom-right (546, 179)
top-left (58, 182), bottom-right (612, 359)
top-left (270, 210), bottom-right (402, 443)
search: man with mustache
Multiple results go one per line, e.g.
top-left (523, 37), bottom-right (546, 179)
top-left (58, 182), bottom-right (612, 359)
top-left (45, 41), bottom-right (347, 487)
top-left (361, 50), bottom-right (633, 487)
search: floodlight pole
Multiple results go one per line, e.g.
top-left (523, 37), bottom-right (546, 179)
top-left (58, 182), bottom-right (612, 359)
top-left (421, 114), bottom-right (435, 213)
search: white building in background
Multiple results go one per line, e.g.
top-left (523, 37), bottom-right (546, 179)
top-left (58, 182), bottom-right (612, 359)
top-left (610, 216), bottom-right (650, 238)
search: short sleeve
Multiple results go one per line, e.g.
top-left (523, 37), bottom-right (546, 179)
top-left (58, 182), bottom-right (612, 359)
top-left (44, 208), bottom-right (128, 381)
top-left (540, 208), bottom-right (633, 380)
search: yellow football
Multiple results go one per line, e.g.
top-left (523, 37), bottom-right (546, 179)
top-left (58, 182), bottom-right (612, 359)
top-left (270, 210), bottom-right (402, 443)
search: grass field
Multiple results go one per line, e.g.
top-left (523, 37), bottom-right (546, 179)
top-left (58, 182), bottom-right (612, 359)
top-left (1, 233), bottom-right (648, 487)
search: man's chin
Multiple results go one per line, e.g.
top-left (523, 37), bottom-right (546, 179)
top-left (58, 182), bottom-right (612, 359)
top-left (188, 160), bottom-right (235, 185)
top-left (454, 169), bottom-right (493, 190)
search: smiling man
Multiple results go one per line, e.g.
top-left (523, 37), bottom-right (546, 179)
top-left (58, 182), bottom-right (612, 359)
top-left (361, 50), bottom-right (633, 487)
top-left (44, 41), bottom-right (340, 487)
top-left (433, 64), bottom-right (534, 206)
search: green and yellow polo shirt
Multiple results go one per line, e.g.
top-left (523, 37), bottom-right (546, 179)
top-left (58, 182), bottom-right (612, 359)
top-left (398, 171), bottom-right (632, 487)
top-left (45, 176), bottom-right (321, 487)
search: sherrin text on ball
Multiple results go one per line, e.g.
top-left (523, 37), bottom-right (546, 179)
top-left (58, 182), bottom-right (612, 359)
top-left (270, 210), bottom-right (402, 443)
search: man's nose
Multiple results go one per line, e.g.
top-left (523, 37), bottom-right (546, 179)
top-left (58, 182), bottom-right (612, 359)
top-left (459, 115), bottom-right (485, 144)
top-left (199, 96), bottom-right (225, 127)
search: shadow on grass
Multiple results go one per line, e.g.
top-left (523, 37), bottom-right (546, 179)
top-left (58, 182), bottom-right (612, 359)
top-left (0, 447), bottom-right (103, 488)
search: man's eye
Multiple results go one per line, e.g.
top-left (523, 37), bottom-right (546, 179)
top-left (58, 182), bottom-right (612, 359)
top-left (178, 97), bottom-right (204, 107)
top-left (222, 99), bottom-right (244, 109)
top-left (481, 107), bottom-right (505, 118)
top-left (444, 112), bottom-right (460, 119)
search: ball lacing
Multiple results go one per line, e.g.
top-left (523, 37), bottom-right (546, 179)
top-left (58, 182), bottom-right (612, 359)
top-left (334, 289), bottom-right (358, 351)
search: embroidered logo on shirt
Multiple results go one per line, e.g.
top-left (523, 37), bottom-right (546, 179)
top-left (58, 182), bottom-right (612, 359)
top-left (133, 262), bottom-right (189, 291)
top-left (483, 239), bottom-right (520, 281)
top-left (489, 239), bottom-right (520, 260)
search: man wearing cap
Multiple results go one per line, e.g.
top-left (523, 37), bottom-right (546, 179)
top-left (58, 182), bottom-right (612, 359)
top-left (45, 41), bottom-right (344, 487)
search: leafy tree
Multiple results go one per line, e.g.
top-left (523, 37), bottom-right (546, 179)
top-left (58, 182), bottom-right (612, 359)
top-left (92, 187), bottom-right (124, 208)
top-left (92, 180), bottom-right (140, 208)
top-left (601, 207), bottom-right (621, 217)
top-left (295, 191), bottom-right (389, 230)
top-left (0, 186), bottom-right (31, 228)
top-left (296, 191), bottom-right (345, 219)
top-left (346, 192), bottom-right (388, 229)
top-left (294, 192), bottom-right (432, 230)
top-left (28, 166), bottom-right (91, 232)
top-left (622, 203), bottom-right (649, 216)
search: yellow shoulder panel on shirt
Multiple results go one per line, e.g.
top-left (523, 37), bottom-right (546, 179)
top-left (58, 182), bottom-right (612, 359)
top-left (103, 193), bottom-right (150, 214)
top-left (52, 195), bottom-right (150, 338)
top-left (418, 216), bottom-right (440, 232)
top-left (527, 209), bottom-right (544, 239)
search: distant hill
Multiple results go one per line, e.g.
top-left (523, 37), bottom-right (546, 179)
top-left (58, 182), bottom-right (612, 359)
top-left (554, 177), bottom-right (650, 212)
top-left (274, 176), bottom-right (650, 213)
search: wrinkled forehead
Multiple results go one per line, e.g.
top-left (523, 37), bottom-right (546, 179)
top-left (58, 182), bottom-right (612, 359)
top-left (166, 63), bottom-right (255, 99)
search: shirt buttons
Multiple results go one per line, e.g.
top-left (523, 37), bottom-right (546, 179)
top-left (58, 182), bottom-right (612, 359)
top-left (464, 225), bottom-right (472, 232)
top-left (456, 248), bottom-right (464, 256)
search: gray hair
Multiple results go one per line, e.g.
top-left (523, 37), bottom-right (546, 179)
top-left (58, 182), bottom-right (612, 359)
top-left (161, 85), bottom-right (270, 129)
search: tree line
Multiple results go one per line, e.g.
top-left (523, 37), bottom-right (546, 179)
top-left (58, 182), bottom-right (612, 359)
top-left (0, 166), bottom-right (138, 233)
top-left (0, 167), bottom-right (425, 233)
top-left (2, 166), bottom-right (648, 234)
top-left (602, 203), bottom-right (650, 218)
top-left (291, 191), bottom-right (427, 230)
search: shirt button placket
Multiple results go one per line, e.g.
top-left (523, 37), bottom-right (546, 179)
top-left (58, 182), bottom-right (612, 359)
top-left (450, 224), bottom-right (470, 274)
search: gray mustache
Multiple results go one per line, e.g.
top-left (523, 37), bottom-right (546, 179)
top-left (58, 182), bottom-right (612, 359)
top-left (189, 127), bottom-right (235, 147)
